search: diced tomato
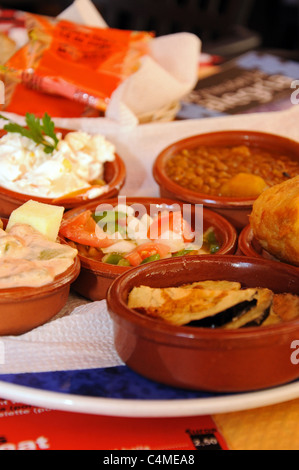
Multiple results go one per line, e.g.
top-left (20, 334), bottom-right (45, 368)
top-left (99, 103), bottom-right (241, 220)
top-left (125, 250), bottom-right (143, 267)
top-left (60, 210), bottom-right (115, 248)
top-left (125, 241), bottom-right (170, 266)
top-left (148, 211), bottom-right (194, 242)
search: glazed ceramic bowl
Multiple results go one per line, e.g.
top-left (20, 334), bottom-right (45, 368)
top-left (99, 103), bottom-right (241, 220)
top-left (107, 255), bottom-right (299, 393)
top-left (0, 218), bottom-right (81, 335)
top-left (60, 197), bottom-right (238, 301)
top-left (0, 129), bottom-right (126, 218)
top-left (153, 130), bottom-right (299, 230)
top-left (238, 224), bottom-right (291, 264)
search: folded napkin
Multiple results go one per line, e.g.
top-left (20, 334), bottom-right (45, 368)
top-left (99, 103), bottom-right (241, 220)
top-left (1, 105), bottom-right (299, 375)
top-left (58, 0), bottom-right (108, 28)
top-left (0, 294), bottom-right (124, 374)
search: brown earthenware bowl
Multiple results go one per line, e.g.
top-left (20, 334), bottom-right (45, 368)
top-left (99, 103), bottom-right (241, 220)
top-left (107, 255), bottom-right (299, 393)
top-left (0, 129), bottom-right (126, 218)
top-left (238, 224), bottom-right (295, 264)
top-left (60, 197), bottom-right (237, 301)
top-left (152, 130), bottom-right (299, 230)
top-left (0, 217), bottom-right (81, 336)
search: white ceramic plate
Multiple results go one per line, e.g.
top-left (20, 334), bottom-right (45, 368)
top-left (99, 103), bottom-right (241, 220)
top-left (0, 376), bottom-right (299, 417)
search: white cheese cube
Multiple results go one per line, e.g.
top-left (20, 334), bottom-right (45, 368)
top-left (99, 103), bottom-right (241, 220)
top-left (6, 200), bottom-right (64, 241)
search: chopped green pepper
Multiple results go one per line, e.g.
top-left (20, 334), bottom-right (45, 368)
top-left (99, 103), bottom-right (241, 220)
top-left (117, 258), bottom-right (131, 267)
top-left (140, 253), bottom-right (161, 264)
top-left (209, 244), bottom-right (220, 254)
top-left (93, 210), bottom-right (127, 237)
top-left (105, 221), bottom-right (127, 237)
top-left (203, 227), bottom-right (220, 254)
top-left (172, 249), bottom-right (194, 257)
top-left (102, 253), bottom-right (125, 265)
top-left (203, 228), bottom-right (218, 244)
top-left (93, 210), bottom-right (126, 225)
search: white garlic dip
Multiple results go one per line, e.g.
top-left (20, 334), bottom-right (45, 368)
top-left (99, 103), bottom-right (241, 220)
top-left (0, 131), bottom-right (115, 198)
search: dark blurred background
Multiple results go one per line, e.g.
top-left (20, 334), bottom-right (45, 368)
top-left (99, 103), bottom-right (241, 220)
top-left (1, 0), bottom-right (299, 60)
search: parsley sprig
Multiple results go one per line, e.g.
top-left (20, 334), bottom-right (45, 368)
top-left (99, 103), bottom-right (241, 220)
top-left (0, 112), bottom-right (59, 154)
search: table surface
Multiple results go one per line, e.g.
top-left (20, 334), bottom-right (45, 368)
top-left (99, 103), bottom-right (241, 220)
top-left (213, 397), bottom-right (299, 450)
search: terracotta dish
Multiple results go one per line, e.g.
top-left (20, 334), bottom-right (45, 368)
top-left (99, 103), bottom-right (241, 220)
top-left (107, 255), bottom-right (299, 393)
top-left (0, 217), bottom-right (81, 335)
top-left (0, 129), bottom-right (126, 218)
top-left (152, 130), bottom-right (299, 230)
top-left (60, 197), bottom-right (238, 301)
top-left (238, 224), bottom-right (289, 263)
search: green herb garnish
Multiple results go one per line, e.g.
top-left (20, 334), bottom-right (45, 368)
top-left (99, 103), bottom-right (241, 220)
top-left (0, 112), bottom-right (59, 154)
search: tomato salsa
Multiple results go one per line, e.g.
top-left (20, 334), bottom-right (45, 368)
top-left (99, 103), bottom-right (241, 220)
top-left (59, 204), bottom-right (220, 267)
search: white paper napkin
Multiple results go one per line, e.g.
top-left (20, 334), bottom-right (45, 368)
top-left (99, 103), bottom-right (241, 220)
top-left (0, 297), bottom-right (124, 374)
top-left (57, 0), bottom-right (108, 28)
top-left (1, 105), bottom-right (299, 375)
top-left (57, 103), bottom-right (299, 196)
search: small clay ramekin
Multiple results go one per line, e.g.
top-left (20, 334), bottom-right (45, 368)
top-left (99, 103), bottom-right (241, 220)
top-left (107, 255), bottom-right (299, 393)
top-left (0, 217), bottom-right (81, 335)
top-left (153, 130), bottom-right (299, 230)
top-left (0, 129), bottom-right (126, 218)
top-left (60, 197), bottom-right (238, 301)
top-left (0, 257), bottom-right (80, 336)
top-left (238, 224), bottom-right (294, 264)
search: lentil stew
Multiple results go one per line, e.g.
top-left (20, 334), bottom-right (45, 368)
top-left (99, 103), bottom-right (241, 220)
top-left (165, 144), bottom-right (299, 197)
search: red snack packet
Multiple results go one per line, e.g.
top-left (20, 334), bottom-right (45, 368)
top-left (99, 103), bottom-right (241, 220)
top-left (1, 82), bottom-right (100, 117)
top-left (2, 13), bottom-right (153, 112)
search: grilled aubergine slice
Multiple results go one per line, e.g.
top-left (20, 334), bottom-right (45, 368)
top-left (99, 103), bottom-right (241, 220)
top-left (127, 281), bottom-right (273, 328)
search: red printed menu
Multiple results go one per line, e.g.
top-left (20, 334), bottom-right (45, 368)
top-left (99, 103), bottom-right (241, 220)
top-left (0, 399), bottom-right (229, 450)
